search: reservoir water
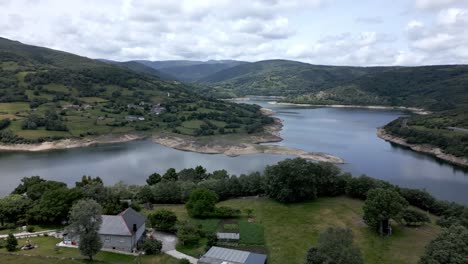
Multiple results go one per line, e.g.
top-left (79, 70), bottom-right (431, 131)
top-left (0, 99), bottom-right (467, 204)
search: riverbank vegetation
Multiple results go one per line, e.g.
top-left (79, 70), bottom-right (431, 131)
top-left (1, 158), bottom-right (467, 263)
top-left (384, 107), bottom-right (468, 158)
top-left (0, 37), bottom-right (272, 145)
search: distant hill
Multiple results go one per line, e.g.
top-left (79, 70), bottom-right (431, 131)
top-left (99, 59), bottom-right (175, 80)
top-left (135, 60), bottom-right (249, 82)
top-left (0, 37), bottom-right (270, 143)
top-left (193, 59), bottom-right (468, 111)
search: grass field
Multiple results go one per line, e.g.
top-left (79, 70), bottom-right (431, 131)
top-left (0, 236), bottom-right (179, 264)
top-left (0, 102), bottom-right (30, 113)
top-left (154, 196), bottom-right (440, 264)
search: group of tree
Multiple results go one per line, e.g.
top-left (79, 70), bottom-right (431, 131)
top-left (1, 158), bottom-right (468, 262)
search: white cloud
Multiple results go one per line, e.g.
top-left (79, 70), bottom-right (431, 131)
top-left (414, 0), bottom-right (466, 11)
top-left (0, 0), bottom-right (467, 65)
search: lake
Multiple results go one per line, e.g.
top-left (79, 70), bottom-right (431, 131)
top-left (1, 99), bottom-right (467, 204)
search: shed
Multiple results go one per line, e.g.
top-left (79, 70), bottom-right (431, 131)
top-left (198, 246), bottom-right (267, 264)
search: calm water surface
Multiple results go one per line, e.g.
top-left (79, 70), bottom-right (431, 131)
top-left (0, 99), bottom-right (467, 204)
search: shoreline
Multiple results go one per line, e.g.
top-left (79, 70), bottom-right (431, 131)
top-left (0, 110), bottom-right (344, 164)
top-left (152, 117), bottom-right (344, 164)
top-left (0, 134), bottom-right (145, 152)
top-left (269, 101), bottom-right (431, 115)
top-left (377, 128), bottom-right (468, 167)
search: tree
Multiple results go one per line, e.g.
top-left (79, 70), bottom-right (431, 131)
top-left (6, 233), bottom-right (18, 252)
top-left (143, 239), bottom-right (162, 255)
top-left (12, 176), bottom-right (45, 195)
top-left (265, 158), bottom-right (321, 203)
top-left (186, 188), bottom-right (218, 218)
top-left (177, 221), bottom-right (200, 246)
top-left (402, 209), bottom-right (430, 227)
top-left (363, 188), bottom-right (408, 235)
top-left (28, 187), bottom-right (82, 224)
top-left (68, 199), bottom-right (103, 260)
top-left (419, 225), bottom-right (468, 264)
top-left (162, 168), bottom-right (178, 181)
top-left (146, 172), bottom-right (162, 185)
top-left (304, 228), bottom-right (363, 264)
top-left (152, 181), bottom-right (182, 204)
top-left (0, 194), bottom-right (31, 226)
top-left (148, 209), bottom-right (178, 232)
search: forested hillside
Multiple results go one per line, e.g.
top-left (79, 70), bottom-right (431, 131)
top-left (136, 59), bottom-right (248, 82)
top-left (0, 38), bottom-right (271, 144)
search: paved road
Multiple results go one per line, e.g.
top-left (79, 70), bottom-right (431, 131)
top-left (153, 231), bottom-right (198, 264)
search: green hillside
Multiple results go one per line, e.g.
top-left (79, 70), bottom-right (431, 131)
top-left (285, 65), bottom-right (468, 111)
top-left (198, 59), bottom-right (394, 97)
top-left (136, 59), bottom-right (248, 82)
top-left (0, 38), bottom-right (271, 144)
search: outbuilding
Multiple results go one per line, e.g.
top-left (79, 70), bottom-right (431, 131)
top-left (198, 246), bottom-right (267, 264)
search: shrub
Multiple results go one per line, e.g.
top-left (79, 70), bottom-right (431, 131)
top-left (27, 226), bottom-right (35, 233)
top-left (177, 221), bottom-right (201, 246)
top-left (402, 209), bottom-right (430, 226)
top-left (186, 188), bottom-right (218, 218)
top-left (143, 239), bottom-right (162, 255)
top-left (178, 259), bottom-right (191, 264)
top-left (148, 209), bottom-right (178, 232)
top-left (6, 233), bottom-right (18, 252)
top-left (214, 206), bottom-right (241, 218)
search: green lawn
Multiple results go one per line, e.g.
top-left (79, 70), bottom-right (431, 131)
top-left (155, 196), bottom-right (440, 264)
top-left (0, 236), bottom-right (179, 264)
top-left (238, 220), bottom-right (264, 245)
top-left (0, 102), bottom-right (30, 113)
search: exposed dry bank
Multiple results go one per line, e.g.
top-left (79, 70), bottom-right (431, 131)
top-left (377, 128), bottom-right (468, 167)
top-left (0, 134), bottom-right (144, 152)
top-left (269, 101), bottom-right (431, 115)
top-left (0, 108), bottom-right (344, 164)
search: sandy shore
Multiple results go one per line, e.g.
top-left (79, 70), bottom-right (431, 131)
top-left (377, 128), bottom-right (468, 167)
top-left (0, 107), bottom-right (344, 164)
top-left (152, 117), bottom-right (344, 164)
top-left (0, 134), bottom-right (144, 152)
top-left (269, 102), bottom-right (431, 115)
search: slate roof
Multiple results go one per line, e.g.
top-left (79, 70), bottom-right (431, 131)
top-left (99, 208), bottom-right (146, 236)
top-left (199, 246), bottom-right (267, 264)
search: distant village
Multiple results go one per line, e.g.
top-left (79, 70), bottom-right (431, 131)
top-left (62, 101), bottom-right (166, 122)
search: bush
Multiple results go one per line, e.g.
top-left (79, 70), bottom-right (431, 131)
top-left (186, 188), bottom-right (218, 218)
top-left (177, 221), bottom-right (201, 246)
top-left (148, 209), bottom-right (178, 232)
top-left (178, 259), bottom-right (191, 264)
top-left (6, 233), bottom-right (18, 252)
top-left (143, 239), bottom-right (162, 255)
top-left (214, 206), bottom-right (241, 218)
top-left (27, 226), bottom-right (35, 233)
top-left (402, 209), bottom-right (430, 226)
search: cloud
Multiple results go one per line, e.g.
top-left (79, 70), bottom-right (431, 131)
top-left (414, 0), bottom-right (466, 11)
top-left (402, 7), bottom-right (468, 64)
top-left (355, 16), bottom-right (383, 24)
top-left (286, 32), bottom-right (398, 66)
top-left (0, 0), bottom-right (466, 65)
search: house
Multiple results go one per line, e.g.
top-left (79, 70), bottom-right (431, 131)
top-left (63, 208), bottom-right (146, 253)
top-left (151, 104), bottom-right (166, 115)
top-left (125, 116), bottom-right (139, 122)
top-left (198, 246), bottom-right (267, 264)
top-left (99, 208), bottom-right (146, 252)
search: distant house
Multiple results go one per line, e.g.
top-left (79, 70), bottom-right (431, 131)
top-left (198, 246), bottom-right (267, 264)
top-left (63, 208), bottom-right (146, 253)
top-left (151, 104), bottom-right (166, 115)
top-left (125, 116), bottom-right (139, 122)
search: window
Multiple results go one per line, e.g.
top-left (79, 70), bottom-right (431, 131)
top-left (105, 237), bottom-right (110, 243)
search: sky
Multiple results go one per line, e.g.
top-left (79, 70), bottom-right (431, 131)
top-left (0, 0), bottom-right (467, 66)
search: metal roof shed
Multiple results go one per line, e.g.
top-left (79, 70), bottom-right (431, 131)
top-left (198, 246), bottom-right (266, 264)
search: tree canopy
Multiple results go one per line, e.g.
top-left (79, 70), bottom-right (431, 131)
top-left (419, 225), bottom-right (468, 264)
top-left (68, 199), bottom-right (103, 260)
top-left (304, 227), bottom-right (363, 264)
top-left (363, 188), bottom-right (408, 235)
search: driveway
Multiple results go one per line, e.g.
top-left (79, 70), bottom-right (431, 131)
top-left (152, 231), bottom-right (198, 264)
